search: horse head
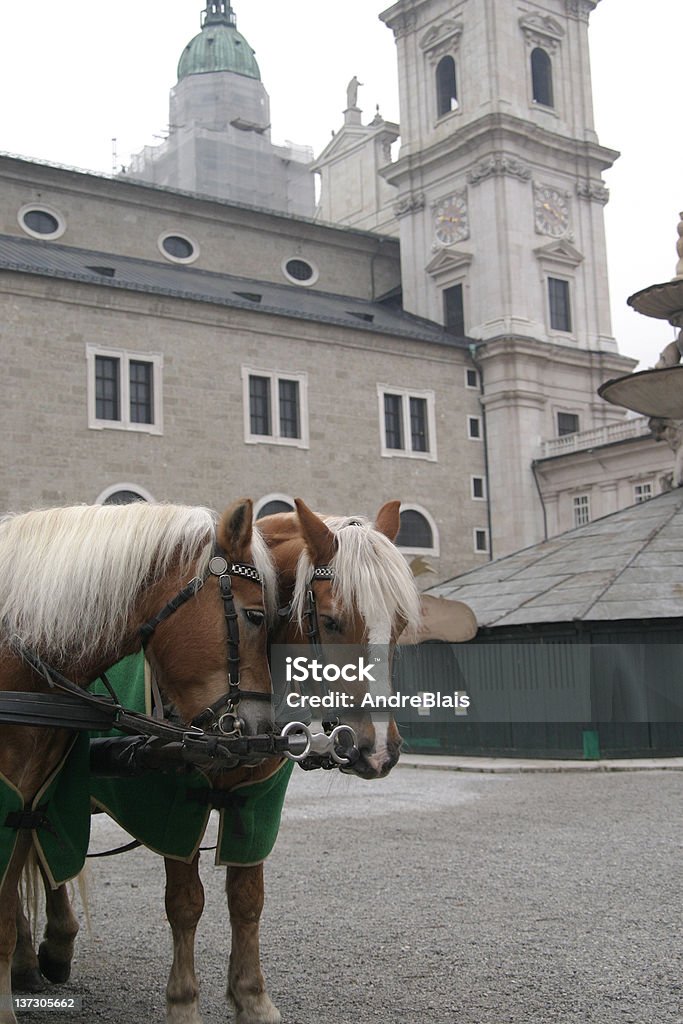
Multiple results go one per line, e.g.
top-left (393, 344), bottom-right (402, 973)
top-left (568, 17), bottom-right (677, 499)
top-left (259, 499), bottom-right (421, 779)
top-left (141, 498), bottom-right (276, 743)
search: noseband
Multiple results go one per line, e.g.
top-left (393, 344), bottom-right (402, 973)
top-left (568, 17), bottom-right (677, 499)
top-left (139, 543), bottom-right (271, 736)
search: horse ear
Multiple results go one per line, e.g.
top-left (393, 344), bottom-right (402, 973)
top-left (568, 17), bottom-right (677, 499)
top-left (294, 498), bottom-right (337, 565)
top-left (217, 498), bottom-right (253, 560)
top-left (375, 500), bottom-right (401, 542)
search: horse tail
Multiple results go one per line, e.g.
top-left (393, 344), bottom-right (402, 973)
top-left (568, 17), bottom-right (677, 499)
top-left (18, 848), bottom-right (41, 938)
top-left (19, 851), bottom-right (91, 939)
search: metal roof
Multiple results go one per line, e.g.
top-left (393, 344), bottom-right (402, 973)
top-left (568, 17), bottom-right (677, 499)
top-left (0, 233), bottom-right (469, 349)
top-left (427, 489), bottom-right (683, 627)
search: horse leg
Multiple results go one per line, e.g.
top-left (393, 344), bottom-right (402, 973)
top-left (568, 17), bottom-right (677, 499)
top-left (226, 864), bottom-right (280, 1024)
top-left (164, 855), bottom-right (204, 1024)
top-left (0, 833), bottom-right (32, 1024)
top-left (11, 904), bottom-right (44, 993)
top-left (37, 880), bottom-right (78, 985)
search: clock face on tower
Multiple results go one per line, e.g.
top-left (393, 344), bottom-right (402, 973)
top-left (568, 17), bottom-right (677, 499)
top-left (434, 192), bottom-right (469, 245)
top-left (534, 185), bottom-right (570, 238)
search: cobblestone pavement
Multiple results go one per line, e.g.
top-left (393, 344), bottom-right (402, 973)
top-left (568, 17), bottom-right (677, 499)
top-left (16, 765), bottom-right (683, 1024)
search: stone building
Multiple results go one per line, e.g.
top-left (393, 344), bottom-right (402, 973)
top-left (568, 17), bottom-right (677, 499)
top-left (0, 0), bottom-right (673, 578)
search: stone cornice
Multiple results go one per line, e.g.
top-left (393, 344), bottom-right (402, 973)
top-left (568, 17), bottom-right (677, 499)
top-left (473, 336), bottom-right (636, 375)
top-left (380, 0), bottom-right (433, 37)
top-left (480, 389), bottom-right (548, 412)
top-left (381, 112), bottom-right (620, 188)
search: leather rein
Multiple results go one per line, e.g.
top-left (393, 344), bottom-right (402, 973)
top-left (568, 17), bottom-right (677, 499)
top-left (2, 552), bottom-right (361, 771)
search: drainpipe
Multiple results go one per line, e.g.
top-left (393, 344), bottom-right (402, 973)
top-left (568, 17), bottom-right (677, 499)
top-left (468, 343), bottom-right (493, 561)
top-left (531, 460), bottom-right (549, 542)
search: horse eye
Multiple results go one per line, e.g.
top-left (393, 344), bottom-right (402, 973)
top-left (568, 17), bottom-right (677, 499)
top-left (321, 616), bottom-right (342, 634)
top-left (244, 609), bottom-right (266, 626)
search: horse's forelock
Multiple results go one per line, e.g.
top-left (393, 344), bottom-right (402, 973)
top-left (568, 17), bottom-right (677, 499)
top-left (291, 514), bottom-right (420, 637)
top-left (250, 525), bottom-right (278, 624)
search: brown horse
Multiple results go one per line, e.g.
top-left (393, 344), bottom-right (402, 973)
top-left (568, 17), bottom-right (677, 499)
top-left (11, 499), bottom-right (421, 1024)
top-left (161, 498), bottom-right (421, 1024)
top-left (0, 498), bottom-right (275, 1024)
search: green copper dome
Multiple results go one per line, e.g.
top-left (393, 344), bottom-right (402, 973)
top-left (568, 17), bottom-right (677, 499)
top-left (178, 2), bottom-right (260, 82)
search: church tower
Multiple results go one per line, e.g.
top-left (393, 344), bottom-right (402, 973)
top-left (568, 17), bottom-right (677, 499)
top-left (126, 1), bottom-right (314, 216)
top-left (377, 0), bottom-right (635, 555)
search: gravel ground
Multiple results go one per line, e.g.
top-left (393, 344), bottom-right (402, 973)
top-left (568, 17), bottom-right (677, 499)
top-left (15, 766), bottom-right (683, 1024)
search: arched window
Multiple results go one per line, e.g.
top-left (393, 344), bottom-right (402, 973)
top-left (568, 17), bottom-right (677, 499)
top-left (96, 482), bottom-right (155, 505)
top-left (255, 495), bottom-right (295, 519)
top-left (395, 507), bottom-right (438, 554)
top-left (436, 56), bottom-right (458, 117)
top-left (531, 47), bottom-right (553, 107)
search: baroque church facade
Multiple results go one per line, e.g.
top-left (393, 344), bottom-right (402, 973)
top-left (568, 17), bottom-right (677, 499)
top-left (0, 0), bottom-right (671, 579)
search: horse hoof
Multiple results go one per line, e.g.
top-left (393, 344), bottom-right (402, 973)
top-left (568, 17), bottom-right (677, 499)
top-left (11, 966), bottom-right (47, 992)
top-left (38, 943), bottom-right (71, 984)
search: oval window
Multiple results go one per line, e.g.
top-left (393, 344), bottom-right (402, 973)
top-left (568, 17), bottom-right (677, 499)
top-left (158, 232), bottom-right (199, 264)
top-left (283, 257), bottom-right (318, 286)
top-left (18, 204), bottom-right (65, 240)
top-left (162, 235), bottom-right (194, 259)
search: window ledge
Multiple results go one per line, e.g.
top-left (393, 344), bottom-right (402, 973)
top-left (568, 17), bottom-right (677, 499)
top-left (380, 449), bottom-right (437, 462)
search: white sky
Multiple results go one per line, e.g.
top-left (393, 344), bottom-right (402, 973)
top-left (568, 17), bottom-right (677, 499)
top-left (0, 0), bottom-right (680, 369)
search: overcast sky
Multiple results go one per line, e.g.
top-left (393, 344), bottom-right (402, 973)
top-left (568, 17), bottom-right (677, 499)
top-left (1, 0), bottom-right (680, 369)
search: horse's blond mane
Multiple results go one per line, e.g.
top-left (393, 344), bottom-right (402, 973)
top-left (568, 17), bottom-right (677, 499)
top-left (292, 514), bottom-right (421, 644)
top-left (0, 503), bottom-right (275, 666)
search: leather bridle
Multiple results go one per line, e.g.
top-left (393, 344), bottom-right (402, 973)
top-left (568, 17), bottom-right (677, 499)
top-left (139, 543), bottom-right (272, 735)
top-left (10, 540), bottom-right (271, 742)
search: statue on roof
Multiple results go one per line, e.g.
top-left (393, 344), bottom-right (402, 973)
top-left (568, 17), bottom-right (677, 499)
top-left (346, 76), bottom-right (363, 109)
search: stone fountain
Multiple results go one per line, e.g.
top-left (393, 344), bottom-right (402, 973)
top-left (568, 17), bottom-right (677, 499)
top-left (599, 213), bottom-right (683, 485)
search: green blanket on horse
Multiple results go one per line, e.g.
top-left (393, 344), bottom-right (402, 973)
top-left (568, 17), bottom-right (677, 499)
top-left (0, 654), bottom-right (293, 888)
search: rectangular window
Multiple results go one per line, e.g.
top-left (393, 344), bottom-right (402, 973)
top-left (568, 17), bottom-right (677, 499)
top-left (378, 386), bottom-right (437, 460)
top-left (557, 412), bottom-right (580, 437)
top-left (249, 376), bottom-right (272, 436)
top-left (474, 528), bottom-right (489, 553)
top-left (242, 367), bottom-right (309, 448)
top-left (465, 368), bottom-right (478, 389)
top-left (468, 416), bottom-right (481, 440)
top-left (87, 346), bottom-right (162, 434)
top-left (573, 495), bottom-right (590, 527)
top-left (444, 284), bottom-right (465, 336)
top-left (278, 378), bottom-right (300, 439)
top-left (548, 277), bottom-right (572, 332)
top-left (634, 483), bottom-right (653, 504)
top-left (384, 393), bottom-right (404, 450)
top-left (95, 356), bottom-right (120, 422)
top-left (129, 360), bottom-right (153, 425)
top-left (409, 397), bottom-right (429, 452)
top-left (471, 476), bottom-right (486, 500)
